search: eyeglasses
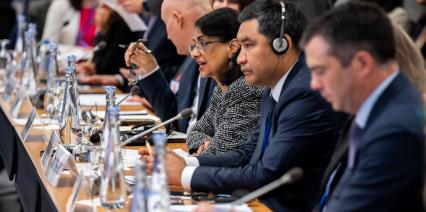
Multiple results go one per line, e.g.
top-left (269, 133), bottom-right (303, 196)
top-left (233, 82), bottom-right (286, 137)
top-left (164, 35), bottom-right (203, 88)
top-left (189, 40), bottom-right (225, 53)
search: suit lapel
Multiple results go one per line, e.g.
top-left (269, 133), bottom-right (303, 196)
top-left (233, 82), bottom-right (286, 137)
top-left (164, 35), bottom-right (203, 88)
top-left (250, 91), bottom-right (271, 163)
top-left (250, 55), bottom-right (306, 163)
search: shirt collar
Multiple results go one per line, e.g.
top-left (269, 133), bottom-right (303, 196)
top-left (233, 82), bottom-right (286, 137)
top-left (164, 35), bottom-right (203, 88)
top-left (271, 61), bottom-right (297, 102)
top-left (355, 71), bottom-right (399, 129)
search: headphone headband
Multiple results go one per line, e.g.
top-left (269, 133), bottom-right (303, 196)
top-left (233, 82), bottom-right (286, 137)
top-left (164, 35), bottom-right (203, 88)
top-left (271, 0), bottom-right (288, 54)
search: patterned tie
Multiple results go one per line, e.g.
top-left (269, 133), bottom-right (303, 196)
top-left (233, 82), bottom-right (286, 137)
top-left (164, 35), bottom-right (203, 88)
top-left (348, 122), bottom-right (362, 168)
top-left (260, 96), bottom-right (277, 156)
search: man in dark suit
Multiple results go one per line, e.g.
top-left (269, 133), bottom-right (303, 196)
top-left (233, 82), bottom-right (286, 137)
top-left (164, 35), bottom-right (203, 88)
top-left (303, 2), bottom-right (425, 211)
top-left (142, 1), bottom-right (346, 211)
top-left (124, 0), bottom-right (215, 132)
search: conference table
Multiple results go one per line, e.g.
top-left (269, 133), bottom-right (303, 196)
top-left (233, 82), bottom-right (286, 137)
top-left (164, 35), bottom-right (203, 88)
top-left (0, 91), bottom-right (271, 211)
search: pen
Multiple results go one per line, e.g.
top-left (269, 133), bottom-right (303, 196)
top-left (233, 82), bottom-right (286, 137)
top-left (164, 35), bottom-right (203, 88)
top-left (145, 140), bottom-right (153, 157)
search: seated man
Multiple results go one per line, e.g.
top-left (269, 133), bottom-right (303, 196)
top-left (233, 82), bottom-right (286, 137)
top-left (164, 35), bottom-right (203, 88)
top-left (141, 0), bottom-right (347, 211)
top-left (302, 2), bottom-right (425, 211)
top-left (124, 0), bottom-right (216, 132)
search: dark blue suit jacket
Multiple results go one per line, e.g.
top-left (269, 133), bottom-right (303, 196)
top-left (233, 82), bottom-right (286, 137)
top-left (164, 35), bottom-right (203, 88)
top-left (192, 54), bottom-right (347, 211)
top-left (325, 73), bottom-right (425, 212)
top-left (137, 56), bottom-right (216, 132)
top-left (144, 16), bottom-right (185, 82)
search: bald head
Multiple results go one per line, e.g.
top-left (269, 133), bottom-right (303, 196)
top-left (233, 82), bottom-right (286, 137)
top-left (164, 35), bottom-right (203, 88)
top-left (161, 0), bottom-right (212, 55)
top-left (163, 0), bottom-right (211, 13)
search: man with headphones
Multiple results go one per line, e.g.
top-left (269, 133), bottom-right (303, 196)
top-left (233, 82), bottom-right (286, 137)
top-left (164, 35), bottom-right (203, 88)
top-left (141, 0), bottom-right (347, 210)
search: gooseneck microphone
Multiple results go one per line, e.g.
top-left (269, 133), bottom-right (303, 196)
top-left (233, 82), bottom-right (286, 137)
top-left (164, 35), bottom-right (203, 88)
top-left (231, 167), bottom-right (303, 205)
top-left (120, 108), bottom-right (193, 146)
top-left (87, 41), bottom-right (107, 62)
top-left (115, 85), bottom-right (141, 106)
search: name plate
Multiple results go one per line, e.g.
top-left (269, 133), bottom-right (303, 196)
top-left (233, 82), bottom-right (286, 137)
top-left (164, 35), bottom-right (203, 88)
top-left (20, 107), bottom-right (36, 142)
top-left (10, 95), bottom-right (24, 119)
top-left (41, 131), bottom-right (60, 168)
top-left (46, 145), bottom-right (72, 187)
top-left (66, 171), bottom-right (83, 212)
top-left (3, 78), bottom-right (16, 102)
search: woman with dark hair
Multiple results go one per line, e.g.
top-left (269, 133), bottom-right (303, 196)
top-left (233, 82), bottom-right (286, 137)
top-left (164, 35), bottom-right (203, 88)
top-left (42, 0), bottom-right (96, 47)
top-left (211, 0), bottom-right (254, 11)
top-left (186, 8), bottom-right (263, 155)
top-left (76, 1), bottom-right (140, 89)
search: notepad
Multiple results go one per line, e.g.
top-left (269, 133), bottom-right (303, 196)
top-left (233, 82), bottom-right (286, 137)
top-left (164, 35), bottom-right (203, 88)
top-left (79, 94), bottom-right (142, 106)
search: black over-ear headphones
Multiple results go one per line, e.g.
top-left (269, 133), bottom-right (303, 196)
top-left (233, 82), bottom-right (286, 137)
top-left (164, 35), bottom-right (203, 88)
top-left (271, 0), bottom-right (288, 54)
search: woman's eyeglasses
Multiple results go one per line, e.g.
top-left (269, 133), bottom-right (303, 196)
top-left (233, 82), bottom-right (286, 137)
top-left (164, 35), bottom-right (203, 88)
top-left (189, 40), bottom-right (225, 53)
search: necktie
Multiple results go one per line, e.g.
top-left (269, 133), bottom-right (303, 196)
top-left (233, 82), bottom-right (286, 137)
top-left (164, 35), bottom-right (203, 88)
top-left (260, 96), bottom-right (276, 156)
top-left (319, 121), bottom-right (362, 211)
top-left (319, 163), bottom-right (342, 212)
top-left (348, 122), bottom-right (362, 168)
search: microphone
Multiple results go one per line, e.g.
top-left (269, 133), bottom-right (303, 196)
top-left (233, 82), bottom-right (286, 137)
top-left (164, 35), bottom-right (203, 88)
top-left (115, 85), bottom-right (141, 106)
top-left (120, 108), bottom-right (193, 146)
top-left (93, 41), bottom-right (107, 52)
top-left (230, 167), bottom-right (303, 205)
top-left (87, 41), bottom-right (107, 63)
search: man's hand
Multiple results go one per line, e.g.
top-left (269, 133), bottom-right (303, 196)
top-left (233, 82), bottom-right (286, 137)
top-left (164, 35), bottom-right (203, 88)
top-left (117, 0), bottom-right (144, 14)
top-left (194, 202), bottom-right (215, 212)
top-left (138, 148), bottom-right (154, 173)
top-left (166, 150), bottom-right (186, 186)
top-left (124, 42), bottom-right (158, 76)
top-left (76, 61), bottom-right (96, 76)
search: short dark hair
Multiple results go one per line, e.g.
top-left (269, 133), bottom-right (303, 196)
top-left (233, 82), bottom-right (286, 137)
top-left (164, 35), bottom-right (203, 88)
top-left (301, 2), bottom-right (396, 67)
top-left (234, 0), bottom-right (255, 10)
top-left (357, 0), bottom-right (403, 13)
top-left (69, 0), bottom-right (82, 10)
top-left (195, 7), bottom-right (243, 85)
top-left (238, 0), bottom-right (307, 51)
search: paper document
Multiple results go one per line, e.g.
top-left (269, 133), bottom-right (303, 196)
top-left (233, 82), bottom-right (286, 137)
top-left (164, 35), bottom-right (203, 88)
top-left (173, 148), bottom-right (189, 158)
top-left (13, 118), bottom-right (59, 126)
top-left (168, 131), bottom-right (187, 140)
top-left (104, 0), bottom-right (147, 32)
top-left (171, 204), bottom-right (251, 212)
top-left (79, 94), bottom-right (141, 106)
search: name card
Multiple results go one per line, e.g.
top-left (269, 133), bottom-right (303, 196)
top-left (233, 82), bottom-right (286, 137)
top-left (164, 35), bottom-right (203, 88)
top-left (10, 95), bottom-right (24, 118)
top-left (3, 79), bottom-right (16, 102)
top-left (46, 145), bottom-right (72, 187)
top-left (41, 131), bottom-right (61, 168)
top-left (66, 171), bottom-right (84, 212)
top-left (20, 107), bottom-right (36, 142)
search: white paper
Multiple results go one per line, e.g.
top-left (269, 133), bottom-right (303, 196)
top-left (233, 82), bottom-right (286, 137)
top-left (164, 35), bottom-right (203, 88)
top-left (14, 118), bottom-right (59, 126)
top-left (168, 131), bottom-right (187, 140)
top-left (123, 149), bottom-right (140, 169)
top-left (170, 204), bottom-right (251, 212)
top-left (119, 110), bottom-right (148, 115)
top-left (173, 148), bottom-right (189, 158)
top-left (57, 44), bottom-right (89, 61)
top-left (124, 149), bottom-right (140, 160)
top-left (79, 94), bottom-right (141, 106)
top-left (76, 197), bottom-right (101, 208)
top-left (103, 0), bottom-right (147, 32)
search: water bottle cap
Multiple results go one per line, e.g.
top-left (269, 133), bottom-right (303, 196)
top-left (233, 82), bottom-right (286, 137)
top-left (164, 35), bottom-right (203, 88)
top-left (65, 66), bottom-right (76, 74)
top-left (67, 55), bottom-right (77, 63)
top-left (48, 42), bottom-right (58, 52)
top-left (104, 85), bottom-right (116, 93)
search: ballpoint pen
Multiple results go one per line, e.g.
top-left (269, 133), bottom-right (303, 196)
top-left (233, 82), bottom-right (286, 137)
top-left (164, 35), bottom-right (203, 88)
top-left (145, 140), bottom-right (153, 157)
